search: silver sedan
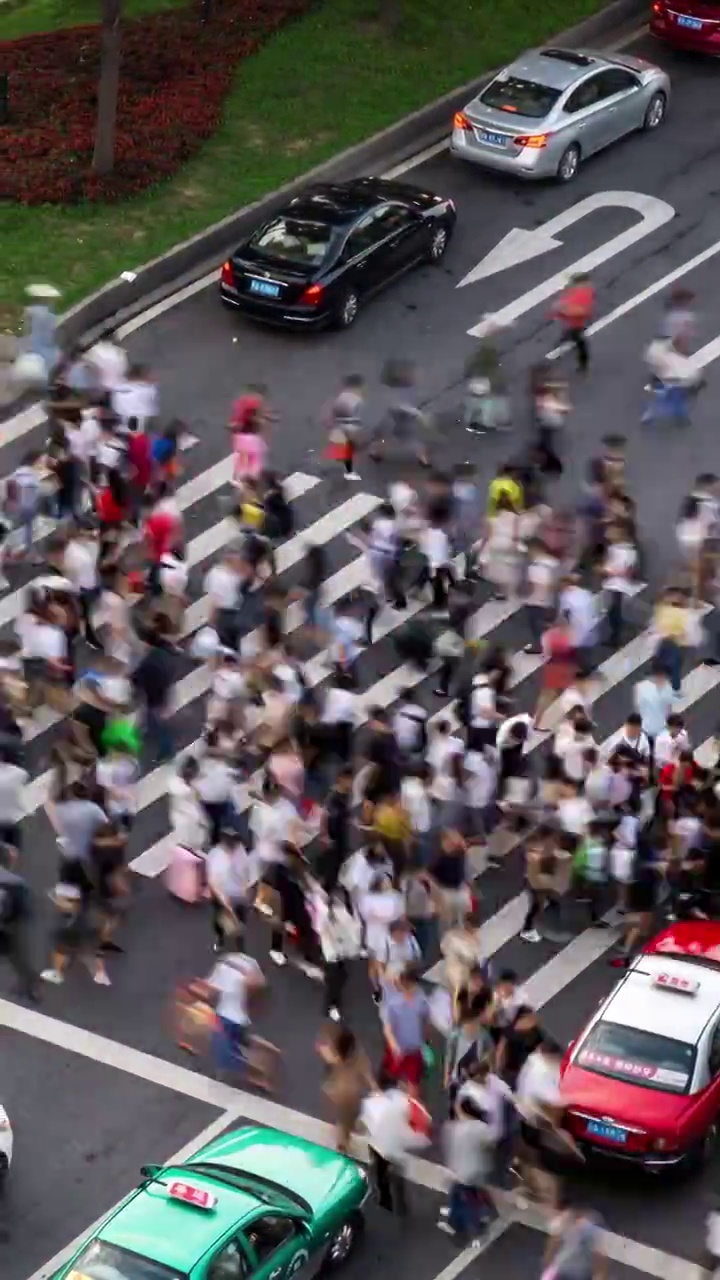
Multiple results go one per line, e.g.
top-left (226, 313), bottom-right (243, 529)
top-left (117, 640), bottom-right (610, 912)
top-left (450, 47), bottom-right (670, 182)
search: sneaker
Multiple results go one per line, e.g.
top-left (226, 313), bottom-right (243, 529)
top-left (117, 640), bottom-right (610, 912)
top-left (93, 971), bottom-right (112, 986)
top-left (344, 472), bottom-right (362, 482)
top-left (328, 1006), bottom-right (341, 1023)
top-left (298, 961), bottom-right (323, 981)
top-left (437, 1220), bottom-right (457, 1236)
top-left (41, 968), bottom-right (64, 984)
top-left (520, 928), bottom-right (542, 944)
top-left (439, 1206), bottom-right (451, 1219)
top-left (256, 901), bottom-right (274, 917)
top-left (269, 950), bottom-right (288, 967)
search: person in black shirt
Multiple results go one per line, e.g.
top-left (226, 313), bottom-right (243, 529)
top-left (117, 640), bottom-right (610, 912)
top-left (132, 614), bottom-right (177, 764)
top-left (362, 709), bottom-right (402, 812)
top-left (0, 850), bottom-right (39, 1000)
top-left (320, 767), bottom-right (353, 892)
top-left (495, 1005), bottom-right (543, 1088)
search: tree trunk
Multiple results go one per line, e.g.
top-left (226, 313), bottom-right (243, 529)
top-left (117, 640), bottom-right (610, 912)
top-left (92, 0), bottom-right (123, 175)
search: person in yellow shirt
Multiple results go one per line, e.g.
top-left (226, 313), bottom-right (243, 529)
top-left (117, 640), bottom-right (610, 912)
top-left (487, 463), bottom-right (523, 517)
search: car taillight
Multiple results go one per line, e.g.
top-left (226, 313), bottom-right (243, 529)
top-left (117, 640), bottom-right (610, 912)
top-left (652, 1), bottom-right (663, 10)
top-left (300, 283), bottom-right (324, 305)
top-left (220, 260), bottom-right (234, 286)
top-left (515, 134), bottom-right (550, 149)
top-left (453, 111), bottom-right (472, 131)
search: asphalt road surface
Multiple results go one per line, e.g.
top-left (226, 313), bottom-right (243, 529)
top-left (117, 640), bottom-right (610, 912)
top-left (2, 25), bottom-right (720, 1280)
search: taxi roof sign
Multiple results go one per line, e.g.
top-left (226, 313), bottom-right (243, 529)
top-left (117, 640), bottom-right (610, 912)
top-left (653, 972), bottom-right (699, 995)
top-left (168, 1181), bottom-right (217, 1210)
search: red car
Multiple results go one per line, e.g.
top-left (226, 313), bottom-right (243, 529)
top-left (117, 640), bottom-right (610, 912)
top-left (561, 922), bottom-right (720, 1170)
top-left (650, 0), bottom-right (720, 54)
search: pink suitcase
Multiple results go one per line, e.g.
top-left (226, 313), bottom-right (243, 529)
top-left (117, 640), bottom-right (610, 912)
top-left (165, 846), bottom-right (205, 904)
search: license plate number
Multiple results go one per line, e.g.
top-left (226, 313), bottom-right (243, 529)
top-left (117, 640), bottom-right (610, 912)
top-left (480, 130), bottom-right (508, 148)
top-left (586, 1120), bottom-right (628, 1144)
top-left (249, 278), bottom-right (280, 298)
top-left (678, 14), bottom-right (703, 27)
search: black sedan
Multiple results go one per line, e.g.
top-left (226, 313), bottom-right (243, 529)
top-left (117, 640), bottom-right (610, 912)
top-left (219, 177), bottom-right (456, 330)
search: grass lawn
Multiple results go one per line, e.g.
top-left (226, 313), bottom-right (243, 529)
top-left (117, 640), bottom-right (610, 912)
top-left (0, 0), bottom-right (186, 40)
top-left (2, 0), bottom-right (610, 334)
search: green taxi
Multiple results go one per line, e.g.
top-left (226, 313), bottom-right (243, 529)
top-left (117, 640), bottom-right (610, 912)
top-left (54, 1126), bottom-right (369, 1280)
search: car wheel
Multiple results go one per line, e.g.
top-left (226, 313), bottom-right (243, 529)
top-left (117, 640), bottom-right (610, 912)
top-left (334, 290), bottom-right (359, 329)
top-left (323, 1214), bottom-right (363, 1269)
top-left (556, 143), bottom-right (580, 183)
top-left (643, 91), bottom-right (667, 131)
top-left (428, 224), bottom-right (449, 262)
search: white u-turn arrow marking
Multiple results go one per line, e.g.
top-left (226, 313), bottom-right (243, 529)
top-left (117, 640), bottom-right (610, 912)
top-left (460, 190), bottom-right (675, 338)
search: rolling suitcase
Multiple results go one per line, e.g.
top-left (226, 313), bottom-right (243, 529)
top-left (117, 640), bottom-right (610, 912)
top-left (165, 845), bottom-right (205, 904)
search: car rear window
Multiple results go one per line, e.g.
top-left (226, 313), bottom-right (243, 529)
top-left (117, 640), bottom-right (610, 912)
top-left (577, 1021), bottom-right (695, 1094)
top-left (248, 218), bottom-right (333, 267)
top-left (68, 1241), bottom-right (184, 1280)
top-left (480, 75), bottom-right (561, 118)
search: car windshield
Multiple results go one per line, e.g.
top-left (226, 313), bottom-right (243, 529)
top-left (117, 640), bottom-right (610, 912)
top-left (67, 1241), bottom-right (184, 1280)
top-left (577, 1021), bottom-right (696, 1094)
top-left (480, 75), bottom-right (560, 118)
top-left (248, 218), bottom-right (333, 266)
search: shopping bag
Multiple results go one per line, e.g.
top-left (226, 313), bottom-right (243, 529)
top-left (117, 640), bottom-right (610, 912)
top-left (165, 846), bottom-right (205, 904)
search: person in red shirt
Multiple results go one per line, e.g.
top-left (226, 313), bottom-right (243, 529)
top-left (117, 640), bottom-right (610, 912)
top-left (142, 483), bottom-right (183, 595)
top-left (553, 272), bottom-right (595, 373)
top-left (96, 469), bottom-right (129, 567)
top-left (126, 423), bottom-right (153, 521)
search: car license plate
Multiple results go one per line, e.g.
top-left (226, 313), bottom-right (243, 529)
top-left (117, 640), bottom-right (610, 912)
top-left (249, 278), bottom-right (280, 298)
top-left (479, 130), bottom-right (508, 148)
top-left (678, 14), bottom-right (703, 27)
top-left (586, 1120), bottom-right (628, 1144)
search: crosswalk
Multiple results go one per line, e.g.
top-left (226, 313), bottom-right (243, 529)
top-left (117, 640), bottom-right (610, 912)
top-left (8, 451), bottom-right (720, 1040)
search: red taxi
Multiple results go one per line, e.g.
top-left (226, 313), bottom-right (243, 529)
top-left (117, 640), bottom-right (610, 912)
top-left (562, 922), bottom-right (720, 1170)
top-left (650, 0), bottom-right (720, 55)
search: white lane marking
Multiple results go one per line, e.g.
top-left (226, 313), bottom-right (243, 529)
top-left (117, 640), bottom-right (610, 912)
top-left (23, 1108), bottom-right (243, 1280)
top-left (382, 138), bottom-right (449, 179)
top-left (0, 19), bottom-right (654, 455)
top-left (2, 990), bottom-right (701, 1280)
top-left (547, 237), bottom-right (720, 359)
top-left (130, 593), bottom-right (524, 877)
top-left (602, 659), bottom-right (720, 756)
top-left (181, 489), bottom-right (381, 639)
top-left (0, 454), bottom-right (235, 632)
top-left (464, 192), bottom-right (675, 333)
top-left (25, 490), bottom-right (382, 816)
top-left (19, 472), bottom-right (321, 746)
top-left (426, 654), bottom-right (720, 989)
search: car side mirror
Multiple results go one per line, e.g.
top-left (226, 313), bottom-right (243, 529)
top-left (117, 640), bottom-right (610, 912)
top-left (140, 1164), bottom-right (162, 1179)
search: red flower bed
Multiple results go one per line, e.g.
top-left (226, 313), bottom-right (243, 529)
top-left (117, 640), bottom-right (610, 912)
top-left (0, 0), bottom-right (312, 204)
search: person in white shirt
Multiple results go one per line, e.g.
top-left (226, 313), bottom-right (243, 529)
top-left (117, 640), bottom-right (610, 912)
top-left (86, 331), bottom-right (128, 392)
top-left (206, 829), bottom-right (258, 952)
top-left (653, 713), bottom-right (690, 770)
top-left (0, 752), bottom-right (29, 850)
top-left (463, 747), bottom-right (497, 848)
top-left (330, 598), bottom-right (365, 673)
top-left (428, 720), bottom-right (464, 813)
top-left (169, 756), bottom-right (209, 852)
top-left (207, 943), bottom-right (269, 1083)
top-left (63, 524), bottom-right (101, 648)
top-left (393, 694), bottom-right (428, 761)
top-left (559, 576), bottom-right (598, 657)
top-left (419, 522), bottom-right (454, 613)
top-left (554, 713), bottom-right (596, 784)
top-left (609, 714), bottom-right (651, 769)
top-left (359, 873), bottom-right (404, 999)
top-left (468, 671), bottom-right (504, 750)
top-left (401, 766), bottom-right (433, 865)
top-left (602, 522), bottom-right (637, 648)
top-left (205, 550), bottom-right (242, 649)
top-left (515, 1040), bottom-right (569, 1203)
top-left (557, 779), bottom-right (595, 837)
top-left (159, 551), bottom-right (188, 635)
top-left (524, 539), bottom-right (559, 654)
top-left (321, 673), bottom-right (360, 763)
top-left (634, 661), bottom-right (675, 746)
top-left (553, 671), bottom-right (595, 721)
top-left (111, 364), bottom-right (159, 429)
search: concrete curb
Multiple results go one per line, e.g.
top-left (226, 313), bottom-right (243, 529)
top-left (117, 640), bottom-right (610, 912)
top-left (4, 0), bottom-right (646, 420)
